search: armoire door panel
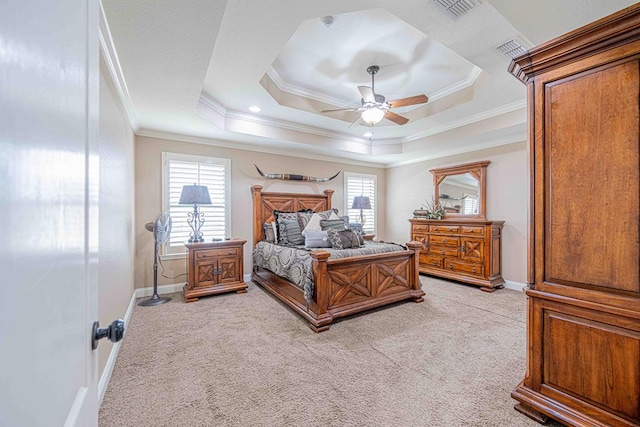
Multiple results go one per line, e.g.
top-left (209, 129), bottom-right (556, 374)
top-left (545, 60), bottom-right (640, 293)
top-left (542, 310), bottom-right (640, 420)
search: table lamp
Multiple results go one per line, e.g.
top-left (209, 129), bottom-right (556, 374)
top-left (179, 184), bottom-right (212, 242)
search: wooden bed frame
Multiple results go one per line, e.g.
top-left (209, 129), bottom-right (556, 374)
top-left (251, 185), bottom-right (425, 332)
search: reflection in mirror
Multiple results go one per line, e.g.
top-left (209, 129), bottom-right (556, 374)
top-left (438, 173), bottom-right (479, 215)
top-left (430, 160), bottom-right (489, 219)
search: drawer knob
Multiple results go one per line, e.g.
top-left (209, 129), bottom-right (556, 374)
top-left (449, 264), bottom-right (453, 269)
top-left (449, 228), bottom-right (455, 231)
top-left (461, 244), bottom-right (465, 252)
top-left (441, 250), bottom-right (445, 254)
top-left (228, 251), bottom-right (233, 255)
top-left (441, 239), bottom-right (446, 243)
top-left (433, 261), bottom-right (438, 266)
top-left (472, 267), bottom-right (477, 273)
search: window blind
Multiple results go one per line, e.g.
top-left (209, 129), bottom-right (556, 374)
top-left (463, 194), bottom-right (478, 215)
top-left (345, 173), bottom-right (376, 235)
top-left (162, 153), bottom-right (230, 255)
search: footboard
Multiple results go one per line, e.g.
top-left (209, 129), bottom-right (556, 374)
top-left (309, 241), bottom-right (424, 332)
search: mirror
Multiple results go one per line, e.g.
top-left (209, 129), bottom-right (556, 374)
top-left (430, 161), bottom-right (489, 219)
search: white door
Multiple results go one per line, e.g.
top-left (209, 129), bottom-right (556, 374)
top-left (0, 0), bottom-right (101, 426)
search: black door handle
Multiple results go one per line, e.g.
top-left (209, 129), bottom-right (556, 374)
top-left (92, 319), bottom-right (125, 350)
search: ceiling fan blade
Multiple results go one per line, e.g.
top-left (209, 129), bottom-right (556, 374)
top-left (348, 114), bottom-right (363, 128)
top-left (358, 86), bottom-right (376, 103)
top-left (385, 111), bottom-right (409, 126)
top-left (321, 107), bottom-right (358, 113)
top-left (388, 94), bottom-right (428, 108)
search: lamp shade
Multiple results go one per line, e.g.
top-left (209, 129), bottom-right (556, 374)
top-left (361, 107), bottom-right (385, 125)
top-left (351, 196), bottom-right (371, 210)
top-left (178, 184), bottom-right (212, 205)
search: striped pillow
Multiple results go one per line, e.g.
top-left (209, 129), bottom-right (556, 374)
top-left (320, 218), bottom-right (348, 232)
top-left (277, 218), bottom-right (305, 246)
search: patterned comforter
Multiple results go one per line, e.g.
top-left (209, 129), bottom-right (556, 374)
top-left (252, 241), bottom-right (407, 303)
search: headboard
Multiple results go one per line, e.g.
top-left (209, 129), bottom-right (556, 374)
top-left (251, 185), bottom-right (334, 246)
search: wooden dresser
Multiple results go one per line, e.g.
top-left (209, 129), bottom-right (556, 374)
top-left (509, 5), bottom-right (640, 427)
top-left (410, 219), bottom-right (504, 292)
top-left (183, 239), bottom-right (247, 302)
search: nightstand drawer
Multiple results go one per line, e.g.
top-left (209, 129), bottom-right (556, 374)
top-left (196, 247), bottom-right (239, 259)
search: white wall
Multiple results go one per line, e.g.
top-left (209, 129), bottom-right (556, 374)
top-left (98, 57), bottom-right (135, 377)
top-left (386, 141), bottom-right (528, 284)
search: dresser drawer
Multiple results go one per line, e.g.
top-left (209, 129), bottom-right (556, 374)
top-left (429, 235), bottom-right (459, 247)
top-left (411, 234), bottom-right (428, 247)
top-left (196, 247), bottom-right (239, 259)
top-left (428, 245), bottom-right (459, 257)
top-left (430, 225), bottom-right (459, 233)
top-left (460, 226), bottom-right (484, 235)
top-left (420, 254), bottom-right (443, 268)
top-left (412, 223), bottom-right (429, 232)
top-left (444, 260), bottom-right (483, 276)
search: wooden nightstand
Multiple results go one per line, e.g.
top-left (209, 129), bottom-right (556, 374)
top-left (183, 239), bottom-right (247, 302)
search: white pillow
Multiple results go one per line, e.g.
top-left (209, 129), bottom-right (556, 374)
top-left (302, 212), bottom-right (339, 236)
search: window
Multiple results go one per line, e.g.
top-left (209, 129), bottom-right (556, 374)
top-left (463, 194), bottom-right (478, 215)
top-left (162, 153), bottom-right (230, 257)
top-left (344, 172), bottom-right (376, 235)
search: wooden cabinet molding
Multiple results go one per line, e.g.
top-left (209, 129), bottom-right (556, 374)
top-left (509, 4), bottom-right (640, 427)
top-left (410, 218), bottom-right (504, 292)
top-left (183, 239), bottom-right (247, 302)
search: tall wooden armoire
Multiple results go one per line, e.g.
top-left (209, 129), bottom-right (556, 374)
top-left (509, 5), bottom-right (640, 427)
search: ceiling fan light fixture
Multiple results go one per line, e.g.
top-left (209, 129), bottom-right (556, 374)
top-left (361, 107), bottom-right (385, 125)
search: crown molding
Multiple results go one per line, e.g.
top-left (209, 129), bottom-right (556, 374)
top-left (403, 98), bottom-right (526, 143)
top-left (135, 128), bottom-right (387, 168)
top-left (266, 67), bottom-right (355, 109)
top-left (266, 65), bottom-right (482, 109)
top-left (386, 134), bottom-right (526, 167)
top-left (198, 93), bottom-right (372, 146)
top-left (427, 66), bottom-right (483, 103)
top-left (98, 1), bottom-right (139, 131)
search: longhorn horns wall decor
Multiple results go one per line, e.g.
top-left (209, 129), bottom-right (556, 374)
top-left (252, 162), bottom-right (340, 182)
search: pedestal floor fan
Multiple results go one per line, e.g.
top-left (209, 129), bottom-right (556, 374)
top-left (138, 212), bottom-right (172, 306)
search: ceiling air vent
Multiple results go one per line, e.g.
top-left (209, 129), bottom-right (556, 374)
top-left (432, 0), bottom-right (481, 18)
top-left (495, 37), bottom-right (530, 59)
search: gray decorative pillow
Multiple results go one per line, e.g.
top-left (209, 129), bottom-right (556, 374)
top-left (263, 222), bottom-right (276, 242)
top-left (320, 218), bottom-right (348, 232)
top-left (327, 229), bottom-right (361, 250)
top-left (273, 210), bottom-right (309, 241)
top-left (304, 230), bottom-right (332, 248)
top-left (277, 218), bottom-right (305, 246)
top-left (297, 211), bottom-right (314, 231)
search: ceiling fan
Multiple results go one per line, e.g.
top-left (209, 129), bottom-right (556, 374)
top-left (321, 65), bottom-right (428, 127)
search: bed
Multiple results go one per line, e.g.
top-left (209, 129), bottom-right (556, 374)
top-left (251, 185), bottom-right (425, 332)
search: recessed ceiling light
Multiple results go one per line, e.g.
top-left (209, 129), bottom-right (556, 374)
top-left (363, 132), bottom-right (373, 137)
top-left (249, 106), bottom-right (261, 113)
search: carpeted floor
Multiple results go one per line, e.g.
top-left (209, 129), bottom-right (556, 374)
top-left (99, 277), bottom-right (561, 426)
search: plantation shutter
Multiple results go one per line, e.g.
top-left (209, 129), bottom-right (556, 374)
top-left (345, 173), bottom-right (376, 235)
top-left (163, 153), bottom-right (230, 255)
top-left (463, 194), bottom-right (478, 215)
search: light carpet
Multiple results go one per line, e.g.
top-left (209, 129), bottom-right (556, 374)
top-left (99, 277), bottom-right (560, 426)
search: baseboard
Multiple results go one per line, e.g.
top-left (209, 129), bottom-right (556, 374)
top-left (98, 290), bottom-right (136, 405)
top-left (504, 280), bottom-right (526, 292)
top-left (134, 282), bottom-right (186, 298)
